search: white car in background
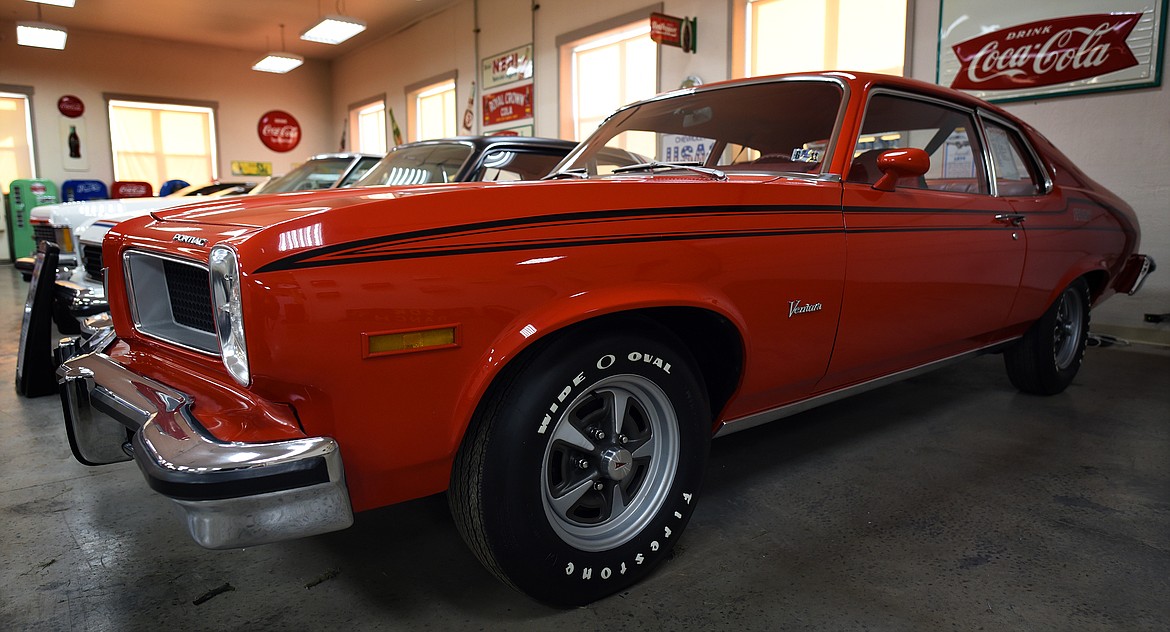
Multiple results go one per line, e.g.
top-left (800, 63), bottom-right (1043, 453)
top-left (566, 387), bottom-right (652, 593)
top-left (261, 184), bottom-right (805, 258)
top-left (14, 153), bottom-right (380, 278)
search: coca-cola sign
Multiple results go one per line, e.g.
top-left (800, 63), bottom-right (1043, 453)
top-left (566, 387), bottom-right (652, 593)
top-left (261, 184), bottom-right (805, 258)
top-left (57, 95), bottom-right (85, 118)
top-left (937, 1), bottom-right (1164, 102)
top-left (951, 13), bottom-right (1141, 90)
top-left (258, 110), bottom-right (301, 153)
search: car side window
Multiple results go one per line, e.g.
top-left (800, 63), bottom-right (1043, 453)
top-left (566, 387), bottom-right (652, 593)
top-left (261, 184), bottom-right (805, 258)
top-left (849, 93), bottom-right (989, 195)
top-left (340, 157), bottom-right (382, 187)
top-left (983, 121), bottom-right (1044, 197)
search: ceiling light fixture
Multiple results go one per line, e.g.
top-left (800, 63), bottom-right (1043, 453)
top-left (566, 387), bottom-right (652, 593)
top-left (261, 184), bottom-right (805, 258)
top-left (300, 14), bottom-right (366, 45)
top-left (16, 4), bottom-right (67, 50)
top-left (16, 21), bottom-right (68, 49)
top-left (252, 24), bottom-right (304, 73)
top-left (25, 0), bottom-right (77, 7)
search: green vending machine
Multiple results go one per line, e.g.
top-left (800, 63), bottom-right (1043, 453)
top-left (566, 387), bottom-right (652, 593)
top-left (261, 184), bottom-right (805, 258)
top-left (6, 179), bottom-right (60, 261)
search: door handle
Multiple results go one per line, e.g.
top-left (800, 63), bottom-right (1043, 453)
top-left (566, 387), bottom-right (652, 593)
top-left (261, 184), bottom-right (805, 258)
top-left (994, 213), bottom-right (1026, 226)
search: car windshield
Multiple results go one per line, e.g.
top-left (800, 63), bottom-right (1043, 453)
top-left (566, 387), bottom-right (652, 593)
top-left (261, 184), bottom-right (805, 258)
top-left (355, 143), bottom-right (474, 186)
top-left (554, 79), bottom-right (844, 178)
top-left (257, 157), bottom-right (356, 193)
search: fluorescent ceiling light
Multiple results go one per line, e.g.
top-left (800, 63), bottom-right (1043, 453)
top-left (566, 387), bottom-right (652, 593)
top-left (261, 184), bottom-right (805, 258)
top-left (300, 15), bottom-right (366, 45)
top-left (26, 0), bottom-right (77, 7)
top-left (251, 52), bottom-right (304, 73)
top-left (16, 21), bottom-right (67, 49)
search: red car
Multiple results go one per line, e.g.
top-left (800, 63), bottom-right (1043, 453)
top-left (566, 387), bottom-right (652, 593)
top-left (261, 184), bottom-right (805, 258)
top-left (57, 71), bottom-right (1153, 607)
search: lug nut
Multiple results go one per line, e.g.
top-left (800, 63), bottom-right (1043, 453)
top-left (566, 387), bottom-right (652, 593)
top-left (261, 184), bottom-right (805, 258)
top-left (576, 459), bottom-right (590, 470)
top-left (618, 434), bottom-right (629, 444)
top-left (593, 482), bottom-right (604, 491)
top-left (590, 428), bottom-right (606, 441)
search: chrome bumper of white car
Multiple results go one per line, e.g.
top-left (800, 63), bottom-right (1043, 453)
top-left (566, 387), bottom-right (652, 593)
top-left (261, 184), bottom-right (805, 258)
top-left (56, 347), bottom-right (353, 550)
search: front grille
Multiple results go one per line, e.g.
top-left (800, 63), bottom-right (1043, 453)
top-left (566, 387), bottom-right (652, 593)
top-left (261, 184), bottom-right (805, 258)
top-left (82, 244), bottom-right (104, 281)
top-left (33, 224), bottom-right (55, 244)
top-left (124, 251), bottom-right (219, 354)
top-left (163, 260), bottom-right (216, 333)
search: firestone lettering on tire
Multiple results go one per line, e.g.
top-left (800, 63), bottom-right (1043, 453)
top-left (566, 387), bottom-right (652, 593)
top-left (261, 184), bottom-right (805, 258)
top-left (556, 490), bottom-right (693, 582)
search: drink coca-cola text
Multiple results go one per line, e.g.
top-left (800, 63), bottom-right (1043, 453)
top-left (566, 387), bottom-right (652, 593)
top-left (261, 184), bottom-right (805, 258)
top-left (951, 13), bottom-right (1141, 91)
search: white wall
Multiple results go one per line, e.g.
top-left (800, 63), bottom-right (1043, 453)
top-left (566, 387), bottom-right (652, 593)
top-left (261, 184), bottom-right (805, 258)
top-left (0, 21), bottom-right (334, 195)
top-left (329, 3), bottom-right (476, 145)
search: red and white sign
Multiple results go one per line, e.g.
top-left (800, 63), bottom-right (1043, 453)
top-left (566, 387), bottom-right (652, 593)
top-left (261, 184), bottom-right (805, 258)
top-left (112, 181), bottom-right (152, 199)
top-left (258, 110), bottom-right (302, 153)
top-left (482, 84), bottom-right (533, 127)
top-left (938, 1), bottom-right (1164, 102)
top-left (651, 13), bottom-right (683, 47)
top-left (57, 95), bottom-right (85, 118)
top-left (950, 13), bottom-right (1141, 90)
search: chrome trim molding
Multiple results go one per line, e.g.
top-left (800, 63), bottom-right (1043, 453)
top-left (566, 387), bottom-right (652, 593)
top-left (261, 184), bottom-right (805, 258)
top-left (56, 349), bottom-right (353, 549)
top-left (714, 340), bottom-right (1018, 438)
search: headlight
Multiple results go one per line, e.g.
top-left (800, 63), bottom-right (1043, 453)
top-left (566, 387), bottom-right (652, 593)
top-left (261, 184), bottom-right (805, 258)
top-left (209, 246), bottom-right (250, 386)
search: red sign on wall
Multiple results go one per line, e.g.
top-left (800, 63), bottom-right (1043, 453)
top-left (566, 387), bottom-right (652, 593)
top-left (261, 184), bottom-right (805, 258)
top-left (482, 84), bottom-right (533, 127)
top-left (949, 13), bottom-right (1142, 91)
top-left (258, 110), bottom-right (302, 153)
top-left (58, 95), bottom-right (85, 118)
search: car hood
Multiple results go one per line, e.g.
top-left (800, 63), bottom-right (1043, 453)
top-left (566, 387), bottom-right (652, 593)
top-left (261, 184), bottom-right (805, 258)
top-left (149, 182), bottom-right (507, 228)
top-left (33, 196), bottom-right (220, 227)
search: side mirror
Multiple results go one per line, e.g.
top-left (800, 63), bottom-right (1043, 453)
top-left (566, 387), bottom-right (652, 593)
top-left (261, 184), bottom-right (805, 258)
top-left (873, 148), bottom-right (929, 192)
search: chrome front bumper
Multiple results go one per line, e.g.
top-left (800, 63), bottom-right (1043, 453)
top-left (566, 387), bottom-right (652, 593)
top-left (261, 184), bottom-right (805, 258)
top-left (57, 351), bottom-right (353, 549)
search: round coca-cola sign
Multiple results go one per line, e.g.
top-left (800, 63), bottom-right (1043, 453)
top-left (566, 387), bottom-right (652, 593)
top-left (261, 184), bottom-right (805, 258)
top-left (58, 95), bottom-right (85, 118)
top-left (257, 110), bottom-right (301, 152)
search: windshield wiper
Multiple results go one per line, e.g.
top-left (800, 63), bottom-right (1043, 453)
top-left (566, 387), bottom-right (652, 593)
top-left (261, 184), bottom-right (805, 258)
top-left (543, 168), bottom-right (589, 180)
top-left (611, 161), bottom-right (727, 181)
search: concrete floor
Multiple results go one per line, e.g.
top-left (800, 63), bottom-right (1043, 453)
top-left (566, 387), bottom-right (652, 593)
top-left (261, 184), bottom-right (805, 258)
top-left (1, 264), bottom-right (1167, 631)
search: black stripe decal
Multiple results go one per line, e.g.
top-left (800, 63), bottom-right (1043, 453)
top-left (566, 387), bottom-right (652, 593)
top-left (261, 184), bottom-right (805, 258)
top-left (254, 199), bottom-right (1121, 273)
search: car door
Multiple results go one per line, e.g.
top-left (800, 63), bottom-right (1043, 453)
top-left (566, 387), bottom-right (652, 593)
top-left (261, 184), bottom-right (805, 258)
top-left (820, 91), bottom-right (1026, 391)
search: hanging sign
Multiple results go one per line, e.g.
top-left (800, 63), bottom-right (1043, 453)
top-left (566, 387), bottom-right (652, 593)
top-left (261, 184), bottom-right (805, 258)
top-left (650, 13), bottom-right (697, 53)
top-left (481, 44), bottom-right (533, 90)
top-left (938, 0), bottom-right (1165, 102)
top-left (57, 95), bottom-right (85, 118)
top-left (257, 110), bottom-right (302, 152)
top-left (482, 84), bottom-right (533, 127)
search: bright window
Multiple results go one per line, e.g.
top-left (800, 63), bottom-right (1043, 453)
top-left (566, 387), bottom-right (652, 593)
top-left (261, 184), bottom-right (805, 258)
top-left (738, 0), bottom-right (907, 77)
top-left (0, 91), bottom-right (36, 194)
top-left (407, 79), bottom-right (456, 142)
top-left (350, 99), bottom-right (387, 154)
top-left (559, 20), bottom-right (658, 141)
top-left (109, 99), bottom-right (217, 189)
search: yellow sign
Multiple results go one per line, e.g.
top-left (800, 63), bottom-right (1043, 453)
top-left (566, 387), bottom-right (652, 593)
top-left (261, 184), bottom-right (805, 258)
top-left (231, 161), bottom-right (273, 177)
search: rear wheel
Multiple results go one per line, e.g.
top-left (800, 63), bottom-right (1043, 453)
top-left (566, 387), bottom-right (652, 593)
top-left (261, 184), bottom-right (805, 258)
top-left (1004, 278), bottom-right (1090, 395)
top-left (450, 324), bottom-right (709, 607)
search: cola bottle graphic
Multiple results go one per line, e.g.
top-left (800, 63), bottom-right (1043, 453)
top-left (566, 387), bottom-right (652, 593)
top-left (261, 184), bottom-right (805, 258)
top-left (68, 125), bottom-right (81, 158)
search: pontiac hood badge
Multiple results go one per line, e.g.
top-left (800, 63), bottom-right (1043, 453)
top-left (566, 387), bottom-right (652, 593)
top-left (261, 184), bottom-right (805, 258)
top-left (173, 234), bottom-right (209, 247)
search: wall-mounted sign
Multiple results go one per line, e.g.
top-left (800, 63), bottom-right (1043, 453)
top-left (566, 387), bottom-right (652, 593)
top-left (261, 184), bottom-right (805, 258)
top-left (481, 44), bottom-right (533, 90)
top-left (231, 161), bottom-right (273, 177)
top-left (482, 84), bottom-right (533, 127)
top-left (938, 0), bottom-right (1165, 102)
top-left (257, 110), bottom-right (302, 153)
top-left (650, 12), bottom-right (697, 53)
top-left (57, 95), bottom-right (84, 118)
top-left (60, 117), bottom-right (88, 171)
top-left (489, 125), bottom-right (534, 137)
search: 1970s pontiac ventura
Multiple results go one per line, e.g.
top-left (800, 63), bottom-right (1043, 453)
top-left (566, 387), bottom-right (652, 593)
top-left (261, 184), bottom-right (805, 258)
top-left (57, 71), bottom-right (1153, 607)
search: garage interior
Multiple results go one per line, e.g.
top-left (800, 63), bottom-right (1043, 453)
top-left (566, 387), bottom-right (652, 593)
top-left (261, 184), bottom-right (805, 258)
top-left (3, 0), bottom-right (1169, 628)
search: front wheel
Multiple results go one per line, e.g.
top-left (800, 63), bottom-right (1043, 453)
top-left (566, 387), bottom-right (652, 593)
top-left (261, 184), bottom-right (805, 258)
top-left (449, 324), bottom-right (710, 607)
top-left (1004, 278), bottom-right (1090, 395)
